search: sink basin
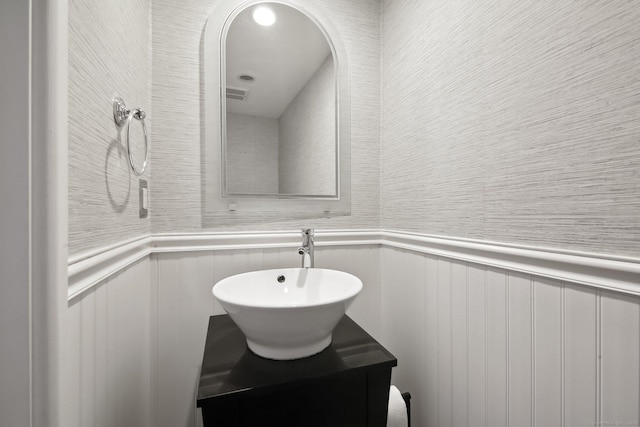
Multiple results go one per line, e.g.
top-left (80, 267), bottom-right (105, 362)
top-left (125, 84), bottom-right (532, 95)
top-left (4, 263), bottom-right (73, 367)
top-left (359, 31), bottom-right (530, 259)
top-left (212, 268), bottom-right (362, 360)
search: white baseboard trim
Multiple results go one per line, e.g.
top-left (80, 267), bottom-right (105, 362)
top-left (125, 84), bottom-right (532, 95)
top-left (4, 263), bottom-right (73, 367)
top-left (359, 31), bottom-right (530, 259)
top-left (67, 229), bottom-right (640, 300)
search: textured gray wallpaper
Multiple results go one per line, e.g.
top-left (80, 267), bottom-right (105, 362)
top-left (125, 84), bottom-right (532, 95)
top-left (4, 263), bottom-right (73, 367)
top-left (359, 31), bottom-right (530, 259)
top-left (68, 0), bottom-right (152, 255)
top-left (151, 0), bottom-right (381, 233)
top-left (226, 113), bottom-right (279, 194)
top-left (381, 0), bottom-right (640, 257)
top-left (279, 56), bottom-right (336, 195)
top-left (70, 0), bottom-right (639, 258)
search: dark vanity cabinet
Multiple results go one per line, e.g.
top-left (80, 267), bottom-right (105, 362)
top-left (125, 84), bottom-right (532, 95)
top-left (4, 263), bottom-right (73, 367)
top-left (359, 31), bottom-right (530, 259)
top-left (197, 315), bottom-right (397, 427)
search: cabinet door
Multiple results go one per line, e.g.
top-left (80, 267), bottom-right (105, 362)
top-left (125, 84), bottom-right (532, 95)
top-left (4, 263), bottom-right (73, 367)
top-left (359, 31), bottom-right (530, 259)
top-left (239, 374), bottom-right (367, 426)
top-left (201, 369), bottom-right (394, 427)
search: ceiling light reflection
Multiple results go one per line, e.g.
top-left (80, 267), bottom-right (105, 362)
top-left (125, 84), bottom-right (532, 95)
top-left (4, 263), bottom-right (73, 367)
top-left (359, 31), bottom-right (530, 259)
top-left (253, 6), bottom-right (276, 26)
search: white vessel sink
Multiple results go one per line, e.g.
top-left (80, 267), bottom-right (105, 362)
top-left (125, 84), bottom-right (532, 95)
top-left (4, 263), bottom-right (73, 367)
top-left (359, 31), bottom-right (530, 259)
top-left (213, 268), bottom-right (362, 360)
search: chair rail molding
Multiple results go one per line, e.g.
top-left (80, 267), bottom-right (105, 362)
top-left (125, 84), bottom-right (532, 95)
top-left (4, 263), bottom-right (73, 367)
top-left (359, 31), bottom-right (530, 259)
top-left (67, 229), bottom-right (640, 300)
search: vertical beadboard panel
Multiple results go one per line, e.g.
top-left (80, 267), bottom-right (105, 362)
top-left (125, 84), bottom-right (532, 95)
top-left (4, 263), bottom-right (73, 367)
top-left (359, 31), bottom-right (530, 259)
top-left (451, 261), bottom-right (469, 427)
top-left (377, 248), bottom-right (640, 427)
top-left (437, 259), bottom-right (453, 427)
top-left (508, 273), bottom-right (533, 427)
top-left (94, 281), bottom-right (108, 427)
top-left (600, 291), bottom-right (640, 425)
top-left (80, 290), bottom-right (97, 427)
top-left (379, 247), bottom-right (428, 425)
top-left (534, 278), bottom-right (563, 427)
top-left (424, 256), bottom-right (440, 427)
top-left (65, 298), bottom-right (82, 426)
top-left (486, 269), bottom-right (508, 427)
top-left (65, 259), bottom-right (152, 427)
top-left (157, 252), bottom-right (215, 427)
top-left (379, 246), bottom-right (393, 350)
top-left (64, 243), bottom-right (640, 427)
top-left (149, 254), bottom-right (160, 427)
top-left (380, 247), bottom-right (409, 378)
top-left (320, 246), bottom-right (369, 334)
top-left (105, 259), bottom-right (151, 427)
top-left (315, 245), bottom-right (348, 272)
top-left (563, 284), bottom-right (597, 427)
top-left (467, 265), bottom-right (487, 427)
top-left (322, 246), bottom-right (382, 338)
top-left (411, 252), bottom-right (429, 426)
top-left (260, 247), bottom-right (299, 272)
top-left (212, 250), bottom-right (257, 315)
top-left (392, 249), bottom-right (427, 402)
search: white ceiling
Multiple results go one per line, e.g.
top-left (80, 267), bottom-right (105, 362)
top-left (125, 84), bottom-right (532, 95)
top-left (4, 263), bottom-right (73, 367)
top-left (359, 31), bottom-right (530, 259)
top-left (225, 2), bottom-right (332, 119)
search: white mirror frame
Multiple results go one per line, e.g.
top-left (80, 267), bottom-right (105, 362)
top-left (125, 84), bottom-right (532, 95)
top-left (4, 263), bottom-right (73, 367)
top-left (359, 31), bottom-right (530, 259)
top-left (204, 0), bottom-right (350, 214)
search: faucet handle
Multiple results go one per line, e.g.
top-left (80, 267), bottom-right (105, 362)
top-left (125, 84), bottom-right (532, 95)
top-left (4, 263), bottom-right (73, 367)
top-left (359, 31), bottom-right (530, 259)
top-left (301, 228), bottom-right (314, 236)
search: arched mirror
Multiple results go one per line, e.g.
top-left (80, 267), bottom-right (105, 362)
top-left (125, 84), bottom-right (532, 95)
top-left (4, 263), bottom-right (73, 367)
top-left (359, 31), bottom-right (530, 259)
top-left (205, 0), bottom-right (350, 214)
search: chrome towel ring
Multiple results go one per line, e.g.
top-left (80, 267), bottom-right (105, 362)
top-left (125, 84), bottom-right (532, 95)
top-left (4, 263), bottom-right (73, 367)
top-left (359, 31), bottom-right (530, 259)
top-left (113, 97), bottom-right (148, 176)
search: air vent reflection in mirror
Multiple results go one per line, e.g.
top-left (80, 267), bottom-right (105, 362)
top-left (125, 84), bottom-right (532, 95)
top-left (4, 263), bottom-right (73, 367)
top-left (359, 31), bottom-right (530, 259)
top-left (226, 86), bottom-right (249, 101)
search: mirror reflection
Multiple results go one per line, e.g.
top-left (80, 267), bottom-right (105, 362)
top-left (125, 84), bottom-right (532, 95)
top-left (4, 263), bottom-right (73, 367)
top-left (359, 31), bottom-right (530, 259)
top-left (223, 2), bottom-right (337, 197)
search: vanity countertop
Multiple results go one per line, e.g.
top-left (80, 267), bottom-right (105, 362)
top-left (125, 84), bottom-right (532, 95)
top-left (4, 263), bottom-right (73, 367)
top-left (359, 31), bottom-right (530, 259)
top-left (196, 314), bottom-right (397, 404)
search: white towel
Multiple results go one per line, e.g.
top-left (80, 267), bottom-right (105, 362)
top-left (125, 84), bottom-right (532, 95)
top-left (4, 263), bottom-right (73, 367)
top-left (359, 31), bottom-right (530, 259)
top-left (387, 385), bottom-right (408, 427)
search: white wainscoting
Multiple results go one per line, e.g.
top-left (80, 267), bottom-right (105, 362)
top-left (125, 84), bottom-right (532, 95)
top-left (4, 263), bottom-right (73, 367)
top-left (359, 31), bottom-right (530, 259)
top-left (65, 230), bottom-right (640, 427)
top-left (153, 245), bottom-right (382, 427)
top-left (66, 257), bottom-right (152, 427)
top-left (381, 246), bottom-right (640, 427)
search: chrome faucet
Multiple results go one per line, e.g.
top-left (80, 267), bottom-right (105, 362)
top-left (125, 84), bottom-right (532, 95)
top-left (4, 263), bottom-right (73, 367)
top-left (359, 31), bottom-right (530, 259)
top-left (297, 228), bottom-right (314, 268)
